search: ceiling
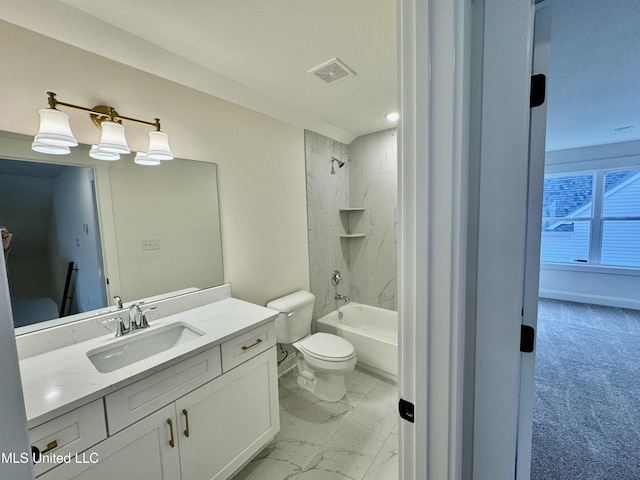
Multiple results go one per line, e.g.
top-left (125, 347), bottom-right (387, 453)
top-left (544, 0), bottom-right (640, 151)
top-left (1, 0), bottom-right (638, 150)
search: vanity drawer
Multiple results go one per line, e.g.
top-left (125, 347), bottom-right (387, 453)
top-left (221, 321), bottom-right (276, 372)
top-left (30, 399), bottom-right (106, 477)
top-left (104, 345), bottom-right (221, 434)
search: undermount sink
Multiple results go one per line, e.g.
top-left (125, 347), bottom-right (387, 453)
top-left (87, 322), bottom-right (205, 373)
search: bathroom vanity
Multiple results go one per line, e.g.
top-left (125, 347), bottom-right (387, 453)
top-left (17, 285), bottom-right (279, 480)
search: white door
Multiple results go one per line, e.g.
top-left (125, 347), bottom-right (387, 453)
top-left (516, 4), bottom-right (551, 479)
top-left (398, 0), bottom-right (546, 478)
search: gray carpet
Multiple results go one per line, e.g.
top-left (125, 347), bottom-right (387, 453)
top-left (532, 299), bottom-right (640, 479)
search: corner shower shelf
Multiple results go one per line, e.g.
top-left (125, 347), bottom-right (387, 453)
top-left (339, 208), bottom-right (366, 239)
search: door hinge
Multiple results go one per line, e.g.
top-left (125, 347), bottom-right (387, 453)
top-left (520, 325), bottom-right (535, 353)
top-left (530, 74), bottom-right (546, 108)
top-left (399, 398), bottom-right (415, 423)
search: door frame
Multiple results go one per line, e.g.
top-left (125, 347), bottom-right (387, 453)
top-left (398, 0), bottom-right (538, 478)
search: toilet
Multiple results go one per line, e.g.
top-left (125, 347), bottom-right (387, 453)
top-left (267, 290), bottom-right (357, 402)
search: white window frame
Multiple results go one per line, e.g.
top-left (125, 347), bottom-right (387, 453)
top-left (541, 167), bottom-right (640, 269)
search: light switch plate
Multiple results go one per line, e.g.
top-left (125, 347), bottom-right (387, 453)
top-left (142, 238), bottom-right (160, 251)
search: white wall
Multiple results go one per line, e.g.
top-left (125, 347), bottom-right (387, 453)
top-left (541, 140), bottom-right (640, 309)
top-left (50, 166), bottom-right (105, 313)
top-left (0, 20), bottom-right (310, 307)
top-left (0, 173), bottom-right (53, 298)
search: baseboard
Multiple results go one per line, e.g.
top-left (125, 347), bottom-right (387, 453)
top-left (539, 289), bottom-right (640, 311)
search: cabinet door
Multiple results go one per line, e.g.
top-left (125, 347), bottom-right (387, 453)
top-left (176, 347), bottom-right (279, 480)
top-left (39, 404), bottom-right (181, 480)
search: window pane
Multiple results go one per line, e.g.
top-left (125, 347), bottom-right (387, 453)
top-left (602, 170), bottom-right (640, 217)
top-left (542, 174), bottom-right (593, 219)
top-left (540, 220), bottom-right (590, 263)
top-left (601, 220), bottom-right (640, 267)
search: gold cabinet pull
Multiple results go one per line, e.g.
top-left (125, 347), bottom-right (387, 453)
top-left (182, 409), bottom-right (190, 438)
top-left (167, 418), bottom-right (175, 448)
top-left (41, 440), bottom-right (58, 455)
top-left (241, 338), bottom-right (263, 351)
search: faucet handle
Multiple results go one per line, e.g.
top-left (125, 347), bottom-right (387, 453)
top-left (138, 307), bottom-right (156, 329)
top-left (115, 317), bottom-right (126, 337)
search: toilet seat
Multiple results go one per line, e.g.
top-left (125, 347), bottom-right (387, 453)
top-left (295, 333), bottom-right (355, 362)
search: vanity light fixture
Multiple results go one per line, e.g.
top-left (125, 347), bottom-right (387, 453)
top-left (134, 152), bottom-right (161, 166)
top-left (32, 91), bottom-right (173, 163)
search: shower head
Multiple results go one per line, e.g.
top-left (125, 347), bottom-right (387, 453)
top-left (330, 156), bottom-right (345, 174)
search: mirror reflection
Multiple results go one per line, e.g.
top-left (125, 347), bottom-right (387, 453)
top-left (0, 160), bottom-right (106, 328)
top-left (0, 131), bottom-right (225, 335)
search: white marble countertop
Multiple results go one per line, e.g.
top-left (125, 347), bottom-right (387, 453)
top-left (20, 297), bottom-right (278, 429)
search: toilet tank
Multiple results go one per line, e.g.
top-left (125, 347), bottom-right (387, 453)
top-left (266, 290), bottom-right (315, 344)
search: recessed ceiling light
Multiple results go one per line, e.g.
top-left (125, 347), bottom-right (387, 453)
top-left (386, 112), bottom-right (400, 122)
top-left (612, 125), bottom-right (635, 133)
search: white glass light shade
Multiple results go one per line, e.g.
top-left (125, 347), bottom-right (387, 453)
top-left (90, 145), bottom-right (120, 161)
top-left (35, 108), bottom-right (77, 147)
top-left (146, 131), bottom-right (173, 160)
top-left (97, 121), bottom-right (130, 154)
top-left (385, 111), bottom-right (400, 122)
top-left (134, 152), bottom-right (160, 166)
top-left (31, 139), bottom-right (71, 155)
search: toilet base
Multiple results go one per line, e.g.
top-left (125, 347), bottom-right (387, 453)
top-left (295, 355), bottom-right (348, 402)
top-left (296, 370), bottom-right (347, 402)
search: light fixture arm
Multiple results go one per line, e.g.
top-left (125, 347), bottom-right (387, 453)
top-left (45, 91), bottom-right (162, 130)
top-left (35, 91), bottom-right (173, 163)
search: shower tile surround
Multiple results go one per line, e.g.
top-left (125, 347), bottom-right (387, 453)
top-left (233, 367), bottom-right (398, 480)
top-left (304, 129), bottom-right (397, 320)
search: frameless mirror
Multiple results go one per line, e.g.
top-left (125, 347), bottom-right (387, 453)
top-left (0, 131), bottom-right (224, 335)
top-left (1, 159), bottom-right (106, 328)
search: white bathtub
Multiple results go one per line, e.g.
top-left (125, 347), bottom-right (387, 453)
top-left (316, 303), bottom-right (398, 382)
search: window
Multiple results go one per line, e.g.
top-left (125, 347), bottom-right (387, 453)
top-left (540, 168), bottom-right (640, 267)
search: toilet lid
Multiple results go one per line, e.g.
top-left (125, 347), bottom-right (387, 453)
top-left (297, 333), bottom-right (355, 360)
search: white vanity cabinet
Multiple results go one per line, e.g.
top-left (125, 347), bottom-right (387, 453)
top-left (37, 321), bottom-right (279, 480)
top-left (38, 403), bottom-right (181, 480)
top-left (177, 347), bottom-right (279, 479)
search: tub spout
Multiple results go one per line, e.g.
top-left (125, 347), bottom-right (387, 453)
top-left (335, 293), bottom-right (350, 304)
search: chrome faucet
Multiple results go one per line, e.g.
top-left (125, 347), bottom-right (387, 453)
top-left (129, 304), bottom-right (144, 331)
top-left (113, 295), bottom-right (123, 309)
top-left (115, 303), bottom-right (154, 337)
top-left (335, 293), bottom-right (350, 304)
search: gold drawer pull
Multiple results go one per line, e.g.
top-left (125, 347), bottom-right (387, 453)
top-left (241, 338), bottom-right (263, 351)
top-left (41, 440), bottom-right (58, 455)
top-left (182, 409), bottom-right (190, 438)
top-left (167, 418), bottom-right (175, 448)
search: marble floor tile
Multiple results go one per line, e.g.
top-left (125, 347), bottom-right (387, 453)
top-left (348, 380), bottom-right (398, 437)
top-left (323, 420), bottom-right (386, 457)
top-left (232, 367), bottom-right (399, 480)
top-left (363, 432), bottom-right (399, 480)
top-left (297, 449), bottom-right (378, 480)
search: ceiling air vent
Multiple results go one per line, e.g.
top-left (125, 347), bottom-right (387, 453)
top-left (308, 58), bottom-right (356, 85)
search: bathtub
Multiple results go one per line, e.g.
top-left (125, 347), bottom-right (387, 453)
top-left (316, 303), bottom-right (398, 382)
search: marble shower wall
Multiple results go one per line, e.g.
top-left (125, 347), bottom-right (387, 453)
top-left (305, 130), bottom-right (352, 320)
top-left (305, 128), bottom-right (397, 320)
top-left (349, 129), bottom-right (397, 311)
